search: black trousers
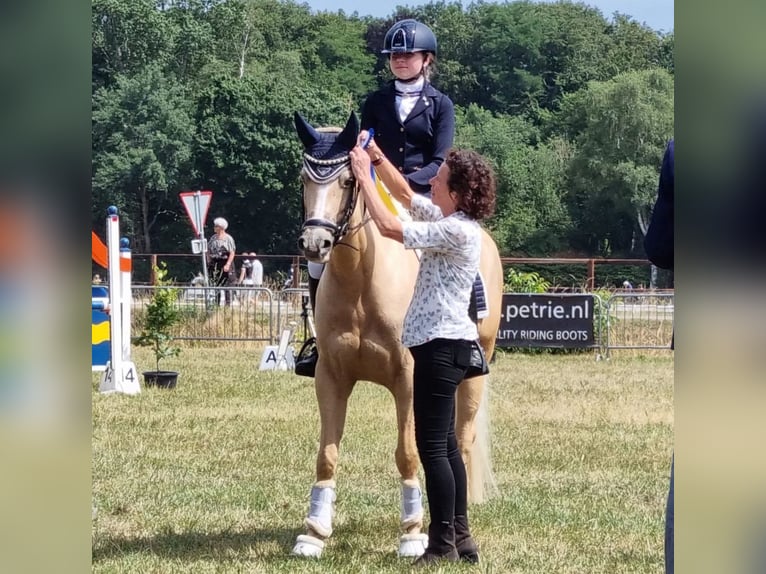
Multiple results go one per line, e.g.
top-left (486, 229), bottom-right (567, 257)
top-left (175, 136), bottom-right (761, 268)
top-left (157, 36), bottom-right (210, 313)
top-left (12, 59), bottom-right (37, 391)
top-left (410, 338), bottom-right (472, 527)
top-left (211, 261), bottom-right (234, 304)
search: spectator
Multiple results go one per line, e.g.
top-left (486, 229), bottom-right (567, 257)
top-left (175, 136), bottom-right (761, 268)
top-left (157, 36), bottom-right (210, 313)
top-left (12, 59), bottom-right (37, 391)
top-left (282, 267), bottom-right (295, 290)
top-left (238, 252), bottom-right (263, 303)
top-left (207, 217), bottom-right (236, 306)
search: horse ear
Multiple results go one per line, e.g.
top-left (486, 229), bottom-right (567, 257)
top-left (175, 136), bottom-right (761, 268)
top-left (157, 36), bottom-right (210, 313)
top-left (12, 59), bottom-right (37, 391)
top-left (294, 112), bottom-right (321, 148)
top-left (337, 112), bottom-right (360, 151)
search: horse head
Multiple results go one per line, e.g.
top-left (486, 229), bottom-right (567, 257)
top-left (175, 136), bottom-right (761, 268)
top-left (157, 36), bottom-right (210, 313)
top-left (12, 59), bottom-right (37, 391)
top-left (294, 111), bottom-right (359, 263)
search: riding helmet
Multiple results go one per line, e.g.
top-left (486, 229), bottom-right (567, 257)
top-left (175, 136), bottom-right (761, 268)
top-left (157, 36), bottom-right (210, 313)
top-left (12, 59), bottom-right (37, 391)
top-left (381, 19), bottom-right (437, 55)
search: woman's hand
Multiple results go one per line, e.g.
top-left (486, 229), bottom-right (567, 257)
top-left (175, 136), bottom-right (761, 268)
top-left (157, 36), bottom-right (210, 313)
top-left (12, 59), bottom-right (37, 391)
top-left (349, 143), bottom-right (404, 243)
top-left (349, 145), bottom-right (372, 182)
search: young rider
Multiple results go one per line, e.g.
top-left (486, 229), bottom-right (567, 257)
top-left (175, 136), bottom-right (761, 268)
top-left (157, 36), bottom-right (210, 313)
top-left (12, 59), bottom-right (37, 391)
top-left (300, 19), bottom-right (455, 375)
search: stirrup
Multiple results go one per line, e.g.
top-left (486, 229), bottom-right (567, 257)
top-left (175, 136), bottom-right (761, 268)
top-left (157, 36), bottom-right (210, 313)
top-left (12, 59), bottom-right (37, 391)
top-left (295, 337), bottom-right (318, 378)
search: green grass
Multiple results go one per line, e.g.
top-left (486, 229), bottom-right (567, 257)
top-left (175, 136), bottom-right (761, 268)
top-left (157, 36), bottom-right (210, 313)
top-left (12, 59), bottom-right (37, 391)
top-left (92, 347), bottom-right (673, 573)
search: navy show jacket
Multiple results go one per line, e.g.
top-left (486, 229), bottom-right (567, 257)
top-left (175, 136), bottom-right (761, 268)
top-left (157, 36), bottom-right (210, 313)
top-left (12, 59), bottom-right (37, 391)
top-left (361, 81), bottom-right (455, 194)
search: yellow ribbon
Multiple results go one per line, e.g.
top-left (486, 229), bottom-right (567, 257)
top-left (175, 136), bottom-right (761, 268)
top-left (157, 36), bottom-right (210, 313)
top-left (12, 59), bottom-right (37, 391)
top-left (371, 167), bottom-right (401, 217)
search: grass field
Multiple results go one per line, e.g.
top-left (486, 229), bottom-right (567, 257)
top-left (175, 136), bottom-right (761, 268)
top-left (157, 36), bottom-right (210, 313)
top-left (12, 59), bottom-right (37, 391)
top-left (92, 347), bottom-right (673, 573)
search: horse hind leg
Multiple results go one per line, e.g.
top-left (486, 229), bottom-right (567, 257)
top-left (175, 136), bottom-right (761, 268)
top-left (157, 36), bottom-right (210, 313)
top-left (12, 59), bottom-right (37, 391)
top-left (398, 478), bottom-right (428, 557)
top-left (456, 375), bottom-right (497, 504)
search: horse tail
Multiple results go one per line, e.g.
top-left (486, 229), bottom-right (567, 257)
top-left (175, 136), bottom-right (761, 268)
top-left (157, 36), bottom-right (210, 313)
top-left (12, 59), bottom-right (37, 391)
top-left (468, 374), bottom-right (498, 504)
top-left (467, 228), bottom-right (502, 503)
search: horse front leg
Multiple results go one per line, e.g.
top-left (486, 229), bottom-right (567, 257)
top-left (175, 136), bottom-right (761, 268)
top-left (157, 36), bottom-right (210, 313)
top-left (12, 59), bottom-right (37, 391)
top-left (291, 370), bottom-right (354, 558)
top-left (391, 370), bottom-right (428, 557)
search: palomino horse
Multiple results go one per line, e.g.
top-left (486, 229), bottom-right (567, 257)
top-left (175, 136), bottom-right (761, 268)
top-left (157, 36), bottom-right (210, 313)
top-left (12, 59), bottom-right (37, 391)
top-left (291, 112), bottom-right (504, 558)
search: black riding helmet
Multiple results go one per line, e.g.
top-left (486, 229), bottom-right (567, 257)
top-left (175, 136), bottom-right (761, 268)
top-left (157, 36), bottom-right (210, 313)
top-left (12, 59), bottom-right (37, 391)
top-left (381, 19), bottom-right (437, 55)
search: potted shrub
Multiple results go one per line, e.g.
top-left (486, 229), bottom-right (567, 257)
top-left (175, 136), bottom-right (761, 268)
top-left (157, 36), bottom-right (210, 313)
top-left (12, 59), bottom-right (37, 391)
top-left (135, 262), bottom-right (182, 388)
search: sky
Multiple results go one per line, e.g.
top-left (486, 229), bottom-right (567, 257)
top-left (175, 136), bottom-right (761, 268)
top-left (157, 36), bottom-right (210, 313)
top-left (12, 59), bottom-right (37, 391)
top-left (301, 0), bottom-right (674, 33)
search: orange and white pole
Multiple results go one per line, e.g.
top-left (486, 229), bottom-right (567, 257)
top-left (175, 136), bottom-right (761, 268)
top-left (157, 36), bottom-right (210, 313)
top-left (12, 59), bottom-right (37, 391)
top-left (119, 237), bottom-right (132, 365)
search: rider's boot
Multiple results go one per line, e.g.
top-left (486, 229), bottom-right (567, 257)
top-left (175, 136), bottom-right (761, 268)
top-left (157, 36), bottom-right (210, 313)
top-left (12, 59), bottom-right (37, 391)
top-left (295, 275), bottom-right (320, 377)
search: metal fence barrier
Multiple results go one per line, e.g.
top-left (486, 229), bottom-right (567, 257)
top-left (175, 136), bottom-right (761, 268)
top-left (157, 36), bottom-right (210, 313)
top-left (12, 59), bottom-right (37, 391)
top-left (131, 286), bottom-right (315, 344)
top-left (275, 288), bottom-right (312, 343)
top-left (604, 292), bottom-right (674, 357)
top-left (129, 286), bottom-right (673, 354)
top-left (132, 285), bottom-right (276, 343)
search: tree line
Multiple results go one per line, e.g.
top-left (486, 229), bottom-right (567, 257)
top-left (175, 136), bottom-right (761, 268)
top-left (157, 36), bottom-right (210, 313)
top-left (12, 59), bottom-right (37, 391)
top-left (92, 0), bottom-right (674, 266)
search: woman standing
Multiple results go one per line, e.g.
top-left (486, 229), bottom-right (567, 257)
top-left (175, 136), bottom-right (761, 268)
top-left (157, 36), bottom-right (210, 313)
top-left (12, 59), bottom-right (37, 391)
top-left (207, 217), bottom-right (236, 306)
top-left (300, 19), bottom-right (455, 375)
top-left (349, 133), bottom-right (496, 566)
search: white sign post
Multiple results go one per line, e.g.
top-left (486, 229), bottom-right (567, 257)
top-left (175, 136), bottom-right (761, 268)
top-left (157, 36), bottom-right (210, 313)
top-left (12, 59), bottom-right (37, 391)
top-left (180, 190), bottom-right (213, 286)
top-left (259, 326), bottom-right (297, 371)
top-left (99, 206), bottom-right (140, 395)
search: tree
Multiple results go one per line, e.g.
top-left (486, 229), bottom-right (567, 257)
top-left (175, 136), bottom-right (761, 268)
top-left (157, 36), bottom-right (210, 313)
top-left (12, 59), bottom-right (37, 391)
top-left (422, 1), bottom-right (669, 117)
top-left (92, 0), bottom-right (174, 90)
top-left (604, 14), bottom-right (668, 78)
top-left (92, 65), bottom-right (195, 252)
top-left (303, 12), bottom-right (376, 99)
top-left (458, 1), bottom-right (615, 116)
top-left (555, 68), bottom-right (674, 254)
top-left (456, 105), bottom-right (572, 255)
top-left (160, 0), bottom-right (220, 84)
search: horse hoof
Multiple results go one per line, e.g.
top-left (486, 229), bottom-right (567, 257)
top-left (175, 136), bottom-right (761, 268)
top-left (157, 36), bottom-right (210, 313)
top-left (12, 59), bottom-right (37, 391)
top-left (292, 534), bottom-right (325, 558)
top-left (399, 532), bottom-right (428, 557)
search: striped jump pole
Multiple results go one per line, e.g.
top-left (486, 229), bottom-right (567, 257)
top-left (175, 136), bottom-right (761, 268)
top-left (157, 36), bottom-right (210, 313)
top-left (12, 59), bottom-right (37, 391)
top-left (99, 206), bottom-right (140, 395)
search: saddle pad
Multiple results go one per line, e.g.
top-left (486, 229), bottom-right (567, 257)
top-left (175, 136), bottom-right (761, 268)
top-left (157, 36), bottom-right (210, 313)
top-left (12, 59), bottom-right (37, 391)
top-left (469, 272), bottom-right (489, 321)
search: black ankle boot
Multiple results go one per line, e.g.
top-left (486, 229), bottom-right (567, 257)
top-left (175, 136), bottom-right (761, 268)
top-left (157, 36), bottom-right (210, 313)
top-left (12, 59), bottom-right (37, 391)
top-left (413, 522), bottom-right (459, 566)
top-left (454, 514), bottom-right (479, 563)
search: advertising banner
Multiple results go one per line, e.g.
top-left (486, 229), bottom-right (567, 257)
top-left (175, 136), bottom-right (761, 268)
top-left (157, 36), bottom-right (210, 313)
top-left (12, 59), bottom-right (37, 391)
top-left (496, 293), bottom-right (596, 348)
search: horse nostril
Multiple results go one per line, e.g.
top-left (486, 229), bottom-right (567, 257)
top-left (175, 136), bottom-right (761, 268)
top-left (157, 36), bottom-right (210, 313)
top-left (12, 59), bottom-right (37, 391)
top-left (297, 238), bottom-right (306, 250)
top-left (321, 239), bottom-right (332, 249)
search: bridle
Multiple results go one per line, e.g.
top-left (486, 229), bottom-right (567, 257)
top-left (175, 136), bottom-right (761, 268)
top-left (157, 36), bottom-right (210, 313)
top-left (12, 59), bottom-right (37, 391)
top-left (300, 151), bottom-right (360, 245)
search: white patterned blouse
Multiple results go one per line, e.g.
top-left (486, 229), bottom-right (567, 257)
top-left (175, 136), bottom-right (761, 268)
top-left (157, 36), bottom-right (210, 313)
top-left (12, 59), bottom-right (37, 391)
top-left (400, 194), bottom-right (481, 348)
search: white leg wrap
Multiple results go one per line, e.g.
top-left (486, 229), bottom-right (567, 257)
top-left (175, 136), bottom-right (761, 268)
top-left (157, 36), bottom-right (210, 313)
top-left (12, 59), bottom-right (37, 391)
top-left (399, 532), bottom-right (428, 557)
top-left (303, 484), bottom-right (336, 538)
top-left (292, 534), bottom-right (325, 558)
top-left (400, 479), bottom-right (424, 531)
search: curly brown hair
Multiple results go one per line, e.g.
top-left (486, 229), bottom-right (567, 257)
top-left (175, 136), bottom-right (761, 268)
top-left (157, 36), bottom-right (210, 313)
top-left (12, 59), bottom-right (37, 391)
top-left (445, 149), bottom-right (496, 220)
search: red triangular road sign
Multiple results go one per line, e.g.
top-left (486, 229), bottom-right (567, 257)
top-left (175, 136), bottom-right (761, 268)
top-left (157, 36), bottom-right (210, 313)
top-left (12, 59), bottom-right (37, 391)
top-left (179, 191), bottom-right (213, 236)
